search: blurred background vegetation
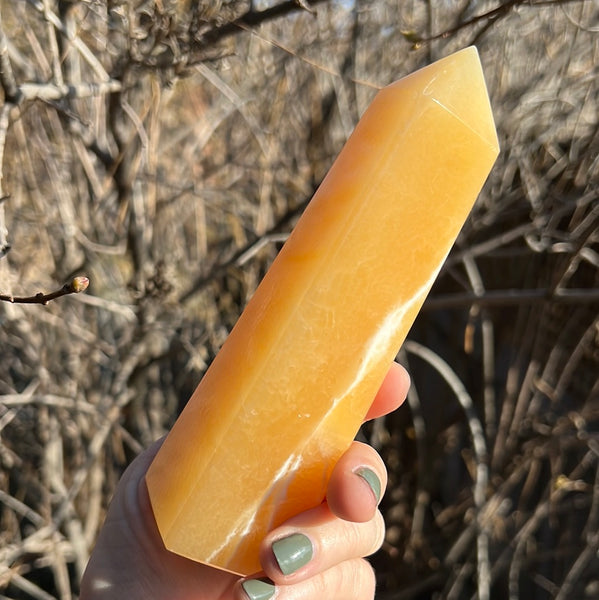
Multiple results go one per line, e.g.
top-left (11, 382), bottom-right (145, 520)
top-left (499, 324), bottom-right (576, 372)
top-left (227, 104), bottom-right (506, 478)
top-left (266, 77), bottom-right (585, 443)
top-left (0, 1), bottom-right (597, 598)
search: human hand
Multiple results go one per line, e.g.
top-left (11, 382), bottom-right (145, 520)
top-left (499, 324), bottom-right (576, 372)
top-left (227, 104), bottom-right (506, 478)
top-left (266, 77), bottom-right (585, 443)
top-left (80, 363), bottom-right (409, 600)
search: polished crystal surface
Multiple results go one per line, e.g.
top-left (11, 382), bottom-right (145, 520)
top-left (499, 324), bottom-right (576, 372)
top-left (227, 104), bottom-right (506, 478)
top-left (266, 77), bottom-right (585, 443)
top-left (146, 46), bottom-right (499, 576)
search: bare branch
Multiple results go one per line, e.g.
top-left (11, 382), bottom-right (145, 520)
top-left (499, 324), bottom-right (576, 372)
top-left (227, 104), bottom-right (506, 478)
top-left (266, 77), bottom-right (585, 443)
top-left (0, 100), bottom-right (11, 259)
top-left (42, 0), bottom-right (64, 86)
top-left (0, 276), bottom-right (89, 305)
top-left (0, 11), bottom-right (19, 102)
top-left (404, 0), bottom-right (588, 47)
top-left (200, 0), bottom-right (330, 47)
top-left (423, 287), bottom-right (599, 310)
top-left (26, 0), bottom-right (111, 81)
top-left (18, 79), bottom-right (121, 101)
top-left (404, 341), bottom-right (490, 600)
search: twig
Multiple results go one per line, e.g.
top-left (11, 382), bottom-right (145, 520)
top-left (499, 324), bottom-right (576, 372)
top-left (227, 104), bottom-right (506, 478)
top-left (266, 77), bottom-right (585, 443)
top-left (235, 233), bottom-right (289, 266)
top-left (0, 393), bottom-right (98, 413)
top-left (0, 5), bottom-right (13, 260)
top-left (26, 0), bottom-right (111, 82)
top-left (0, 489), bottom-right (45, 528)
top-left (404, 341), bottom-right (490, 600)
top-left (553, 315), bottom-right (599, 403)
top-left (73, 292), bottom-right (137, 322)
top-left (0, 276), bottom-right (89, 305)
top-left (582, 461), bottom-right (599, 540)
top-left (42, 0), bottom-right (63, 86)
top-left (293, 0), bottom-right (316, 14)
top-left (527, 307), bottom-right (591, 417)
top-left (234, 21), bottom-right (381, 90)
top-left (197, 63), bottom-right (270, 157)
top-left (507, 450), bottom-right (597, 600)
top-left (402, 0), bottom-right (520, 47)
top-left (406, 0), bottom-right (587, 47)
top-left (18, 80), bottom-right (121, 101)
top-left (446, 221), bottom-right (545, 268)
top-left (0, 103), bottom-right (11, 259)
top-left (497, 360), bottom-right (539, 471)
top-left (398, 347), bottom-right (430, 560)
top-left (422, 287), bottom-right (599, 310)
top-left (462, 253), bottom-right (497, 445)
top-left (198, 0), bottom-right (330, 47)
top-left (180, 200), bottom-right (309, 304)
top-left (0, 11), bottom-right (19, 102)
top-left (554, 531), bottom-right (599, 600)
top-left (4, 572), bottom-right (55, 600)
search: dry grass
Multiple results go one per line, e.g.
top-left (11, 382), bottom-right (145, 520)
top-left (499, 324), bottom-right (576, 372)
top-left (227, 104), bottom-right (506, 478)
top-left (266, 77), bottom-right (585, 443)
top-left (0, 1), bottom-right (598, 598)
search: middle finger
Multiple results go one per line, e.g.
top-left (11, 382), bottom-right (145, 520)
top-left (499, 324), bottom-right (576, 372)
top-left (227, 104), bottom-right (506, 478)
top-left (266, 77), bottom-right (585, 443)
top-left (259, 503), bottom-right (385, 583)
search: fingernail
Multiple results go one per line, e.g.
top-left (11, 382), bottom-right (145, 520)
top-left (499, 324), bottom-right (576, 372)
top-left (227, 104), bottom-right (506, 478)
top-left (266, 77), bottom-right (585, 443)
top-left (272, 533), bottom-right (313, 575)
top-left (242, 578), bottom-right (275, 600)
top-left (356, 467), bottom-right (381, 503)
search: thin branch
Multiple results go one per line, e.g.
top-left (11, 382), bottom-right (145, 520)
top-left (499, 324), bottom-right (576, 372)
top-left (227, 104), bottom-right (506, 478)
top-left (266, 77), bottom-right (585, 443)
top-left (199, 0), bottom-right (330, 47)
top-left (235, 233), bottom-right (289, 266)
top-left (404, 341), bottom-right (490, 600)
top-left (507, 450), bottom-right (597, 600)
top-left (397, 348), bottom-right (430, 562)
top-left (42, 0), bottom-right (63, 86)
top-left (132, 0), bottom-right (341, 81)
top-left (196, 63), bottom-right (270, 157)
top-left (18, 80), bottom-right (121, 101)
top-left (180, 200), bottom-right (309, 304)
top-left (26, 0), bottom-right (111, 81)
top-left (554, 531), bottom-right (599, 600)
top-left (0, 10), bottom-right (15, 261)
top-left (0, 12), bottom-right (19, 102)
top-left (0, 276), bottom-right (89, 305)
top-left (0, 102), bottom-right (11, 259)
top-left (0, 489), bottom-right (45, 528)
top-left (462, 253), bottom-right (497, 446)
top-left (422, 287), bottom-right (599, 310)
top-left (553, 315), bottom-right (599, 403)
top-left (234, 21), bottom-right (381, 90)
top-left (406, 0), bottom-right (588, 47)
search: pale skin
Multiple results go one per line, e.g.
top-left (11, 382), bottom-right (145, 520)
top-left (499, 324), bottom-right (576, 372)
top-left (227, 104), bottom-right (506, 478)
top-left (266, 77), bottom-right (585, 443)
top-left (80, 363), bottom-right (410, 600)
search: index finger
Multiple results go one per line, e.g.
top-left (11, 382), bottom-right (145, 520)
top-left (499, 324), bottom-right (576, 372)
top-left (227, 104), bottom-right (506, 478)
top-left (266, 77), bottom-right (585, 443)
top-left (363, 362), bottom-right (410, 422)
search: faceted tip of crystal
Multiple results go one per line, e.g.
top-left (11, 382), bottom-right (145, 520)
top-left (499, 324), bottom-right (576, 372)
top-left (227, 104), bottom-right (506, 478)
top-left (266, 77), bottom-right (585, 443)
top-left (436, 47), bottom-right (499, 155)
top-left (444, 47), bottom-right (499, 154)
top-left (392, 46), bottom-right (500, 156)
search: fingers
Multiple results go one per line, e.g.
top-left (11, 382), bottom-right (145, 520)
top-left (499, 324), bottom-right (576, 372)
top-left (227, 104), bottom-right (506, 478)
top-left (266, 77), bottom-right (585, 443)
top-left (364, 361), bottom-right (410, 422)
top-left (327, 361), bottom-right (406, 522)
top-left (236, 502), bottom-right (384, 599)
top-left (259, 503), bottom-right (385, 581)
top-left (237, 558), bottom-right (377, 600)
top-left (326, 441), bottom-right (386, 522)
top-left (235, 363), bottom-right (405, 599)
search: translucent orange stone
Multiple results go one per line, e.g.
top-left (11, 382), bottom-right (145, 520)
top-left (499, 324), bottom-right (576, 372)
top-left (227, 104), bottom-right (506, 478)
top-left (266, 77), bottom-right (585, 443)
top-left (146, 46), bottom-right (499, 575)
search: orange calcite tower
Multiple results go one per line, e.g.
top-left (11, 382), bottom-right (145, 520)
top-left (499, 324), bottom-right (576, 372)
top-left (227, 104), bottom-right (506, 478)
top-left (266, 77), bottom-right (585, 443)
top-left (146, 46), bottom-right (499, 575)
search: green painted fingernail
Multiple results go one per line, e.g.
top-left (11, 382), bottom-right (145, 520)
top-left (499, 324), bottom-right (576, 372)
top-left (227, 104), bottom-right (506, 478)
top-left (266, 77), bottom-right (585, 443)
top-left (272, 533), bottom-right (313, 575)
top-left (242, 578), bottom-right (275, 600)
top-left (356, 467), bottom-right (381, 503)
